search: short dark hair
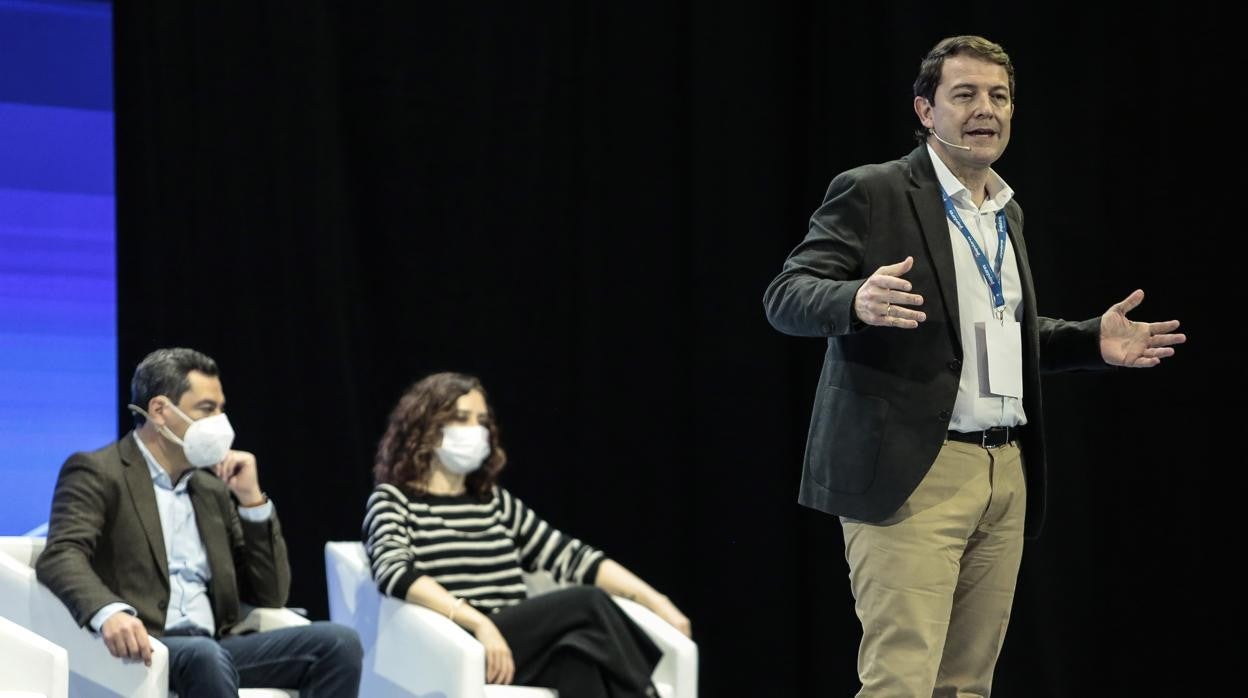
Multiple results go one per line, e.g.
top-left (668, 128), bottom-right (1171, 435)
top-left (129, 348), bottom-right (219, 427)
top-left (912, 35), bottom-right (1015, 143)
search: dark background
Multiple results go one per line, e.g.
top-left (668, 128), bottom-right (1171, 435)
top-left (112, 3), bottom-right (1236, 695)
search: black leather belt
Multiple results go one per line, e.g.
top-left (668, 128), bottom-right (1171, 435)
top-left (947, 426), bottom-right (1016, 448)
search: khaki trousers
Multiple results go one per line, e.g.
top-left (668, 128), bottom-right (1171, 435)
top-left (841, 440), bottom-right (1026, 698)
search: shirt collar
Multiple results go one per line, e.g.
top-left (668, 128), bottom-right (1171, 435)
top-left (132, 431), bottom-right (191, 492)
top-left (926, 144), bottom-right (1014, 210)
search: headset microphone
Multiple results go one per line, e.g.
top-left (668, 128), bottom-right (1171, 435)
top-left (929, 128), bottom-right (972, 151)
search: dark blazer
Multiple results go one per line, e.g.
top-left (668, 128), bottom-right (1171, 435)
top-left (764, 145), bottom-right (1104, 538)
top-left (36, 432), bottom-right (291, 637)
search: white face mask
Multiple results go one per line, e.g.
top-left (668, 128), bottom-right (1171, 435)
top-left (129, 400), bottom-right (236, 468)
top-left (435, 425), bottom-right (491, 475)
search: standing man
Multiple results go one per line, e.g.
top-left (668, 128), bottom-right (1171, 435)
top-left (37, 347), bottom-right (363, 697)
top-left (763, 36), bottom-right (1185, 696)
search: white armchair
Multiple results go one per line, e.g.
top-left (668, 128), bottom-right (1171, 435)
top-left (0, 536), bottom-right (306, 698)
top-left (324, 541), bottom-right (698, 698)
top-left (0, 614), bottom-right (69, 698)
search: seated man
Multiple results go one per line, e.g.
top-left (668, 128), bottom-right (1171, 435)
top-left (36, 347), bottom-right (363, 697)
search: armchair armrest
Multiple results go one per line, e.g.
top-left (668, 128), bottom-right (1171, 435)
top-left (372, 597), bottom-right (485, 698)
top-left (0, 544), bottom-right (169, 698)
top-left (611, 597), bottom-right (698, 698)
top-left (326, 541), bottom-right (557, 698)
top-left (0, 615), bottom-right (69, 698)
top-left (524, 569), bottom-right (698, 697)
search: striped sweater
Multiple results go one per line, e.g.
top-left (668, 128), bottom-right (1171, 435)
top-left (363, 483), bottom-right (606, 612)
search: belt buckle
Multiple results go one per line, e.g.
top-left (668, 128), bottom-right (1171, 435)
top-left (982, 426), bottom-right (1009, 449)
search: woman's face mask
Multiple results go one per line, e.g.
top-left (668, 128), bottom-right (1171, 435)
top-left (435, 425), bottom-right (491, 475)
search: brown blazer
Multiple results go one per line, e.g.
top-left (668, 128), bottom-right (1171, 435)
top-left (35, 432), bottom-right (291, 638)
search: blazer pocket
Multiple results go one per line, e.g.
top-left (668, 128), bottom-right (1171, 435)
top-left (806, 386), bottom-right (888, 494)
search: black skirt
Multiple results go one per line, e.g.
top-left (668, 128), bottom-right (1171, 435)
top-left (490, 586), bottom-right (663, 697)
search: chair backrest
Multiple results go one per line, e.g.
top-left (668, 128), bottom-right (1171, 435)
top-left (323, 542), bottom-right (375, 631)
top-left (324, 542), bottom-right (407, 698)
top-left (521, 570), bottom-right (561, 597)
top-left (0, 536), bottom-right (46, 568)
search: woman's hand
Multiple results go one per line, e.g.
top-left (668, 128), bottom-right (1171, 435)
top-left (592, 559), bottom-right (693, 638)
top-left (649, 594), bottom-right (692, 638)
top-left (473, 618), bottom-right (515, 685)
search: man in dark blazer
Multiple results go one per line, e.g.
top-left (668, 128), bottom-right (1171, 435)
top-left (763, 36), bottom-right (1185, 696)
top-left (36, 347), bottom-right (363, 697)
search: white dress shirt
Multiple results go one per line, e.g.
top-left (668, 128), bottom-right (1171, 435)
top-left (927, 144), bottom-right (1028, 431)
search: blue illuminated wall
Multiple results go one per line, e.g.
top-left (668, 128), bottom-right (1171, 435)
top-left (0, 0), bottom-right (115, 534)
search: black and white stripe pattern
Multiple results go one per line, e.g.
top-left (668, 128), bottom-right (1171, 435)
top-left (363, 483), bottom-right (605, 612)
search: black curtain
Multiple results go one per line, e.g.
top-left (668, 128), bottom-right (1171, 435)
top-left (114, 3), bottom-right (1235, 695)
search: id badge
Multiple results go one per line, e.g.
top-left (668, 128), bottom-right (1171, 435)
top-left (982, 318), bottom-right (1023, 398)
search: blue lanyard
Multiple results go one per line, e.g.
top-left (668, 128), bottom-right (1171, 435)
top-left (941, 189), bottom-right (1008, 316)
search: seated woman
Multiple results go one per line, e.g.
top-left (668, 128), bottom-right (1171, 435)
top-left (363, 372), bottom-right (691, 697)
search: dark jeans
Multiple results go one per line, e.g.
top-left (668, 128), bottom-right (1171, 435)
top-left (161, 621), bottom-right (363, 698)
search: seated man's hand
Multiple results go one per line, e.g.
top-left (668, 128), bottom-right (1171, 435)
top-left (216, 449), bottom-right (265, 506)
top-left (101, 611), bottom-right (153, 666)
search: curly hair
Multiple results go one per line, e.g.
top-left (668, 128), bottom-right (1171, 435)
top-left (373, 372), bottom-right (507, 500)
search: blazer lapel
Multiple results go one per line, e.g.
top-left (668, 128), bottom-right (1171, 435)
top-left (119, 433), bottom-right (169, 581)
top-left (908, 149), bottom-right (963, 357)
top-left (1004, 204), bottom-right (1039, 341)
